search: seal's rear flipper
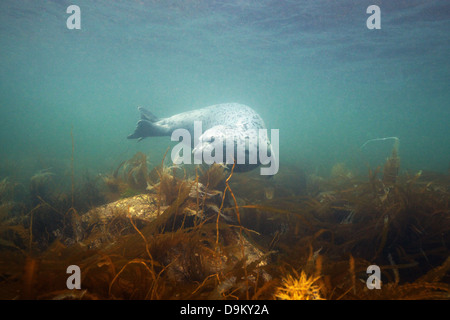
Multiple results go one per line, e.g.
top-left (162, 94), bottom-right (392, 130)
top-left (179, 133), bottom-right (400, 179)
top-left (128, 106), bottom-right (168, 140)
top-left (139, 107), bottom-right (159, 122)
top-left (127, 120), bottom-right (157, 140)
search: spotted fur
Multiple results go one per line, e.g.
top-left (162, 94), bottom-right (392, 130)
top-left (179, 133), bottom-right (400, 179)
top-left (128, 103), bottom-right (272, 172)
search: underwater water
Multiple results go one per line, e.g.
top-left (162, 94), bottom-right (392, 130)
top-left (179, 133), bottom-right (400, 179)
top-left (1, 0), bottom-right (449, 175)
top-left (0, 0), bottom-right (449, 301)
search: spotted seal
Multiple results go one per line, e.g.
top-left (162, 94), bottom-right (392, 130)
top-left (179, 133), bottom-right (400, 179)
top-left (128, 103), bottom-right (278, 175)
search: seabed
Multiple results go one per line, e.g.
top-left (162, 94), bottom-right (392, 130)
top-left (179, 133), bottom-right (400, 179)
top-left (0, 144), bottom-right (448, 300)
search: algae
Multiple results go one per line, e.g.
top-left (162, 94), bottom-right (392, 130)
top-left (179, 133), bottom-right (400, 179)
top-left (0, 148), bottom-right (448, 300)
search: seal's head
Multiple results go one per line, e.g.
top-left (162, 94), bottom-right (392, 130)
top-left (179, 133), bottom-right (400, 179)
top-left (193, 125), bottom-right (268, 173)
top-left (193, 125), bottom-right (231, 162)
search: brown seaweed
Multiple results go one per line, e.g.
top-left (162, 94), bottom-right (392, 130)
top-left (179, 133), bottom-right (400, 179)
top-left (0, 146), bottom-right (449, 300)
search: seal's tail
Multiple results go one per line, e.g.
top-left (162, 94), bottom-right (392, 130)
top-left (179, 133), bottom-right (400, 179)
top-left (138, 106), bottom-right (159, 122)
top-left (127, 107), bottom-right (166, 141)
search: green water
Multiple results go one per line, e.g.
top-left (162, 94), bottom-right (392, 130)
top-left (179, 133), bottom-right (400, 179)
top-left (1, 0), bottom-right (449, 181)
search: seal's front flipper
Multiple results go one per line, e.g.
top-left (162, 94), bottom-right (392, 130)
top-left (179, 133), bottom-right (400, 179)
top-left (264, 177), bottom-right (275, 199)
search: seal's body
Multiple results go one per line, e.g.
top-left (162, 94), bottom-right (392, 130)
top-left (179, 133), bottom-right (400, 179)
top-left (128, 103), bottom-right (276, 174)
